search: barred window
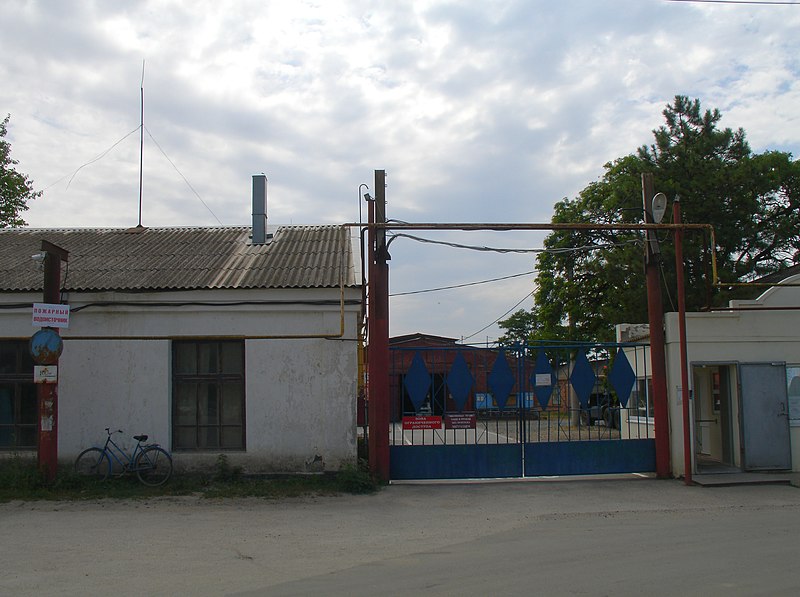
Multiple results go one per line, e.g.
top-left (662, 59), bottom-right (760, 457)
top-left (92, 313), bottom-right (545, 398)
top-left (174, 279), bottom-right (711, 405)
top-left (0, 341), bottom-right (37, 449)
top-left (172, 340), bottom-right (245, 450)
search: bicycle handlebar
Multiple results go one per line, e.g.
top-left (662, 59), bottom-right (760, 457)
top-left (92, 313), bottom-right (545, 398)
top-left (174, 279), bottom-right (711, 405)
top-left (104, 427), bottom-right (124, 435)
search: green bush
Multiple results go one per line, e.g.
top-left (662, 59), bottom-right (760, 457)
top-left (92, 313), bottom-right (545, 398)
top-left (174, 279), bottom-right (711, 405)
top-left (335, 460), bottom-right (379, 494)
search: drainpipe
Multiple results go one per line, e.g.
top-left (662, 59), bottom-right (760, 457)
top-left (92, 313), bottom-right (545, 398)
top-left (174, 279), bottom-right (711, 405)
top-left (674, 198), bottom-right (692, 485)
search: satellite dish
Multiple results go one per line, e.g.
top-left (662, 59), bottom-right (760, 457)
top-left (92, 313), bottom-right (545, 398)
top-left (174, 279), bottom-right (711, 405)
top-left (651, 192), bottom-right (668, 224)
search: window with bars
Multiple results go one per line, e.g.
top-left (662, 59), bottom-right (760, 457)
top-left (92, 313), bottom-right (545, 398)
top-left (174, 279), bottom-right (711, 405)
top-left (172, 340), bottom-right (245, 450)
top-left (0, 340), bottom-right (37, 449)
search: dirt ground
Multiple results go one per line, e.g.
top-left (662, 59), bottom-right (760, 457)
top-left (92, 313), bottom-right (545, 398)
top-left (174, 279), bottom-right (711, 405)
top-left (2, 477), bottom-right (800, 596)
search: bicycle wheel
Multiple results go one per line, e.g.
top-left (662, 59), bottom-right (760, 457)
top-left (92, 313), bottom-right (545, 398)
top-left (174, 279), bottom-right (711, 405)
top-left (74, 448), bottom-right (111, 480)
top-left (135, 446), bottom-right (173, 486)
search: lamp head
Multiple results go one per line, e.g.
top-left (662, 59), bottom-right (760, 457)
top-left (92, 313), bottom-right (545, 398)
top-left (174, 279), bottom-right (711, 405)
top-left (651, 192), bottom-right (668, 224)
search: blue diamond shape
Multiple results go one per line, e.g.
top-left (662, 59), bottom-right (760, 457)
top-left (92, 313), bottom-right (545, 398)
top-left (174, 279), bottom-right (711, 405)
top-left (404, 352), bottom-right (431, 411)
top-left (447, 352), bottom-right (474, 412)
top-left (530, 351), bottom-right (555, 409)
top-left (570, 351), bottom-right (596, 409)
top-left (488, 350), bottom-right (515, 411)
top-left (608, 348), bottom-right (636, 407)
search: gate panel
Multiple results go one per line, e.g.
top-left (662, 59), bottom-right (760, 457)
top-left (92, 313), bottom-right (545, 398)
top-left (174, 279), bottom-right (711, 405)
top-left (387, 341), bottom-right (655, 480)
top-left (524, 439), bottom-right (656, 476)
top-left (390, 444), bottom-right (522, 480)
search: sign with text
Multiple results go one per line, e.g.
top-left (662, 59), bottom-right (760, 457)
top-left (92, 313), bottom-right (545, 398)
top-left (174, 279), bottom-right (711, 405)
top-left (445, 413), bottom-right (477, 429)
top-left (34, 365), bottom-right (58, 384)
top-left (402, 416), bottom-right (442, 430)
top-left (32, 303), bottom-right (70, 328)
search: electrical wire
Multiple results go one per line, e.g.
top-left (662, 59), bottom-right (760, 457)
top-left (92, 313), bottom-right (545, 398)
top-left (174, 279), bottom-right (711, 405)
top-left (43, 125), bottom-right (142, 191)
top-left (391, 270), bottom-right (536, 296)
top-left (144, 127), bottom-right (223, 226)
top-left (390, 232), bottom-right (641, 254)
top-left (461, 290), bottom-right (535, 342)
top-left (666, 0), bottom-right (798, 4)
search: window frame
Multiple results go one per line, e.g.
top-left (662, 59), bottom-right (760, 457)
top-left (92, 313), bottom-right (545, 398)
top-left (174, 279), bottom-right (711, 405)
top-left (629, 377), bottom-right (655, 423)
top-left (171, 339), bottom-right (246, 451)
top-left (0, 340), bottom-right (37, 450)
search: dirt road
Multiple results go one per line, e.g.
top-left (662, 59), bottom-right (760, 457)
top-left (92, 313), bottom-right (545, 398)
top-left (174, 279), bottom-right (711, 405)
top-left (2, 477), bottom-right (799, 596)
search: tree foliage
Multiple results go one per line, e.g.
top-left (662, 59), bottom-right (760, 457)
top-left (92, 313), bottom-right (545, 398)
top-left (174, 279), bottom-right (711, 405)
top-left (498, 96), bottom-right (800, 343)
top-left (0, 114), bottom-right (40, 228)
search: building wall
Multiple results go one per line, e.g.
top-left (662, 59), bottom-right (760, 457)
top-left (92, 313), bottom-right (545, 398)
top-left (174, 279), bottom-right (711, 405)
top-left (1, 287), bottom-right (361, 473)
top-left (664, 308), bottom-right (800, 477)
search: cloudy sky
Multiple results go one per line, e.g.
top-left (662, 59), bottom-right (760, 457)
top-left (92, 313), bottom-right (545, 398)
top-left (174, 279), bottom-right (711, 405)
top-left (3, 0), bottom-right (800, 342)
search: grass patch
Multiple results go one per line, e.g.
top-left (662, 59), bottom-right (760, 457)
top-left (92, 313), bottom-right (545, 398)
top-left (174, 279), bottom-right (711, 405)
top-left (0, 454), bottom-right (381, 502)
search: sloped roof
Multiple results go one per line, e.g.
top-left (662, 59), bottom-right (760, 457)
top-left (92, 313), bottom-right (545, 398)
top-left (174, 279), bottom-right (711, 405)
top-left (0, 225), bottom-right (357, 292)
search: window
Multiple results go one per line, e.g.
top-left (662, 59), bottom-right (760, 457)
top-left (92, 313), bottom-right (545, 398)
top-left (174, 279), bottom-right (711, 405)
top-left (0, 341), bottom-right (37, 449)
top-left (632, 378), bottom-right (654, 419)
top-left (172, 340), bottom-right (245, 450)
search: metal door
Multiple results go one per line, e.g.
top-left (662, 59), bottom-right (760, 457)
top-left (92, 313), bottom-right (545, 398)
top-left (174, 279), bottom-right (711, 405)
top-left (739, 363), bottom-right (792, 471)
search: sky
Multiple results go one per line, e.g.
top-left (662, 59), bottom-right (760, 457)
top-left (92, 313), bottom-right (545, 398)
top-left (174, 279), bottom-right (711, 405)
top-left (2, 0), bottom-right (800, 343)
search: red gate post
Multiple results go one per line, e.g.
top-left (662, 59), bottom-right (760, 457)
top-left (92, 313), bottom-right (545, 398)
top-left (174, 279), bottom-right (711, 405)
top-left (367, 170), bottom-right (390, 482)
top-left (642, 174), bottom-right (671, 478)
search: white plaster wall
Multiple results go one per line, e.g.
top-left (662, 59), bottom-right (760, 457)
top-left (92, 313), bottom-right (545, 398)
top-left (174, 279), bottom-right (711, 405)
top-left (1, 287), bottom-right (361, 472)
top-left (242, 336), bottom-right (358, 472)
top-left (59, 340), bottom-right (170, 459)
top-left (664, 310), bottom-right (800, 476)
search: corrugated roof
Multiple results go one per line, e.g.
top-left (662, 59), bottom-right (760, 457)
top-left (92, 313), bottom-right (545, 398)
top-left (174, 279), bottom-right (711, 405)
top-left (0, 225), bottom-right (357, 292)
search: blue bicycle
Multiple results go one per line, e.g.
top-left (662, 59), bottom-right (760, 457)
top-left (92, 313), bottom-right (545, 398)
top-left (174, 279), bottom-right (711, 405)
top-left (74, 428), bottom-right (173, 486)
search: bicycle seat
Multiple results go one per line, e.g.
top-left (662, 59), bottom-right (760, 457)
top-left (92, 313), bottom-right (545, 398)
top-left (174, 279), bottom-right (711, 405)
top-left (133, 434), bottom-right (148, 442)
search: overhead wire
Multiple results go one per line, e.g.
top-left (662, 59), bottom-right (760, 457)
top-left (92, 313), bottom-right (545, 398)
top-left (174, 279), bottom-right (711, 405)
top-left (390, 232), bottom-right (641, 255)
top-left (145, 126), bottom-right (223, 225)
top-left (390, 270), bottom-right (536, 296)
top-left (390, 232), bottom-right (644, 341)
top-left (461, 289), bottom-right (535, 342)
top-left (43, 125), bottom-right (142, 191)
top-left (42, 123), bottom-right (223, 226)
top-left (666, 0), bottom-right (799, 4)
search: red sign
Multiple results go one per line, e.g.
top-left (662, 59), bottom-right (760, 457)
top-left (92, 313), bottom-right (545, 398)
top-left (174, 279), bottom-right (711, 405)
top-left (445, 413), bottom-right (477, 429)
top-left (402, 416), bottom-right (442, 430)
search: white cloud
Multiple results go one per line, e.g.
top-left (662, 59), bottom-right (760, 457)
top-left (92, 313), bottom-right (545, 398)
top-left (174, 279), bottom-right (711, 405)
top-left (3, 0), bottom-right (800, 340)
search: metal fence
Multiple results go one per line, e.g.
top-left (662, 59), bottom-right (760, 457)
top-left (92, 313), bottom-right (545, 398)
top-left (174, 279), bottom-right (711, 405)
top-left (388, 341), bottom-right (656, 479)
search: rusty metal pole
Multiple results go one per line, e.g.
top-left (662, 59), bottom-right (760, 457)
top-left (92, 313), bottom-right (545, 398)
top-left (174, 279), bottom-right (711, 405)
top-left (38, 241), bottom-right (68, 481)
top-left (367, 170), bottom-right (390, 482)
top-left (673, 198), bottom-right (693, 485)
top-left (642, 174), bottom-right (671, 478)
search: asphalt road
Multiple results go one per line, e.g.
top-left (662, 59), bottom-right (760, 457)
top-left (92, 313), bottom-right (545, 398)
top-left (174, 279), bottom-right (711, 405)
top-left (2, 477), bottom-right (799, 596)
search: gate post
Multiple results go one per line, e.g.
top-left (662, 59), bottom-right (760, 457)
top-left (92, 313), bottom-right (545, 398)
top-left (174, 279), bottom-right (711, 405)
top-left (367, 170), bottom-right (390, 482)
top-left (642, 173), bottom-right (671, 478)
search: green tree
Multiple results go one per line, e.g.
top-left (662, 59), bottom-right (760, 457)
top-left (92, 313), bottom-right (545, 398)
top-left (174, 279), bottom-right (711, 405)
top-left (501, 96), bottom-right (800, 343)
top-left (1, 114), bottom-right (40, 227)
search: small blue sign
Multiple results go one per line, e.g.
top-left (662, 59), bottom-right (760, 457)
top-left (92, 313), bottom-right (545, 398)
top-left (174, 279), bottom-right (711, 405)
top-left (29, 328), bottom-right (63, 365)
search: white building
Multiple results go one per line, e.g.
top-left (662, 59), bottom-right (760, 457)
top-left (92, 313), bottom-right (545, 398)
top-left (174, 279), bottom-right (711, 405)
top-left (0, 178), bottom-right (362, 473)
top-left (619, 274), bottom-right (800, 479)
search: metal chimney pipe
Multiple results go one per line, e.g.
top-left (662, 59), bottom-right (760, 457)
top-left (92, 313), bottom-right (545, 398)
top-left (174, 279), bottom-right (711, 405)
top-left (252, 174), bottom-right (267, 244)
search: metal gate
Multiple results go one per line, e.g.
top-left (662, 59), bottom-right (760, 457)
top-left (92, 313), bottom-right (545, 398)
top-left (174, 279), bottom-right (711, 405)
top-left (389, 342), bottom-right (656, 480)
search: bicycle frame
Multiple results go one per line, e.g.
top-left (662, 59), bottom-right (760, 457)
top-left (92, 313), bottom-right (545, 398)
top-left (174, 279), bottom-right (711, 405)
top-left (99, 430), bottom-right (159, 474)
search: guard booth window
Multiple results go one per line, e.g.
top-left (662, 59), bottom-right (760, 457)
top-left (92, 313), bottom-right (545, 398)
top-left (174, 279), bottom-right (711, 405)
top-left (172, 340), bottom-right (245, 451)
top-left (0, 340), bottom-right (37, 449)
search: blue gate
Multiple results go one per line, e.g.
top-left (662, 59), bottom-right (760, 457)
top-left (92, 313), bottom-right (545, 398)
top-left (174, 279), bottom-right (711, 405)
top-left (389, 341), bottom-right (656, 480)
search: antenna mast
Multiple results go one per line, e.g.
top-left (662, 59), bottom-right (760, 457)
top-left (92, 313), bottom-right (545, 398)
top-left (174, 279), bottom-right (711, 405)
top-left (138, 60), bottom-right (145, 227)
